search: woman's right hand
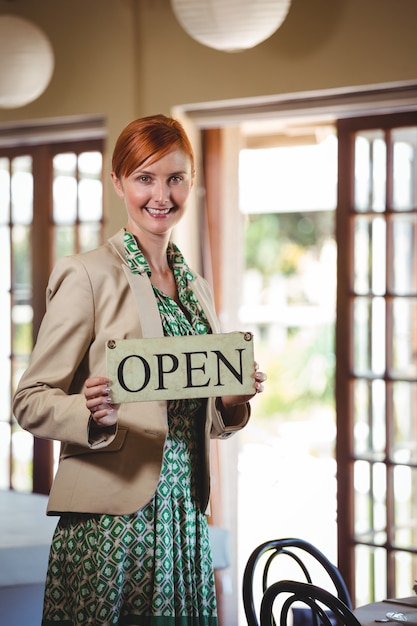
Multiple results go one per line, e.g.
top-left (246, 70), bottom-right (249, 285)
top-left (84, 376), bottom-right (119, 427)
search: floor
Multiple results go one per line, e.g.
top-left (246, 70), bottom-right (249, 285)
top-left (0, 490), bottom-right (56, 626)
top-left (0, 489), bottom-right (230, 625)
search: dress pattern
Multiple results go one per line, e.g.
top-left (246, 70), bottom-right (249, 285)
top-left (41, 234), bottom-right (218, 626)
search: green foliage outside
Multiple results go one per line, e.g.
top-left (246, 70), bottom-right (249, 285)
top-left (244, 210), bottom-right (335, 422)
top-left (244, 211), bottom-right (334, 277)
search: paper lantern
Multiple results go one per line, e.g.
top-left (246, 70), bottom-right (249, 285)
top-left (0, 15), bottom-right (54, 109)
top-left (171, 0), bottom-right (292, 52)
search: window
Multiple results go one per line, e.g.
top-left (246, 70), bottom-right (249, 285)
top-left (200, 108), bottom-right (417, 619)
top-left (0, 138), bottom-right (104, 493)
top-left (337, 112), bottom-right (417, 606)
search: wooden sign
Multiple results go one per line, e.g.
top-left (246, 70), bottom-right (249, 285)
top-left (106, 331), bottom-right (254, 403)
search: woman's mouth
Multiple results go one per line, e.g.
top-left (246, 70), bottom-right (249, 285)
top-left (146, 207), bottom-right (172, 216)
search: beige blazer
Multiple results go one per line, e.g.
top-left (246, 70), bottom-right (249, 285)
top-left (13, 230), bottom-right (250, 516)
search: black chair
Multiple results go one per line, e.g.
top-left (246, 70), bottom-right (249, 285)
top-left (259, 580), bottom-right (360, 626)
top-left (242, 538), bottom-right (351, 626)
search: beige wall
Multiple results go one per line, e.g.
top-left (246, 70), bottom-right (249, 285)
top-left (1, 0), bottom-right (417, 233)
top-left (136, 0), bottom-right (417, 111)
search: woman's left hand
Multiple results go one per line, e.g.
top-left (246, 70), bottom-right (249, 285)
top-left (84, 376), bottom-right (120, 427)
top-left (220, 361), bottom-right (267, 410)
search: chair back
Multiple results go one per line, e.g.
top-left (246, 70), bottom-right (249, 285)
top-left (242, 538), bottom-right (351, 626)
top-left (259, 580), bottom-right (360, 626)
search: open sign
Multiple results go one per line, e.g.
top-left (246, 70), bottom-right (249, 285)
top-left (106, 331), bottom-right (255, 403)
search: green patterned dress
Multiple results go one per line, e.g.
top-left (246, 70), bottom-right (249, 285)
top-left (42, 232), bottom-right (218, 626)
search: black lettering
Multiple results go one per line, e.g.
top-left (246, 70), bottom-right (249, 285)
top-left (213, 349), bottom-right (244, 386)
top-left (183, 351), bottom-right (210, 388)
top-left (117, 354), bottom-right (150, 392)
top-left (155, 353), bottom-right (179, 390)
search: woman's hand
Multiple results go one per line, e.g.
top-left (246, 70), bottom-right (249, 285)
top-left (220, 361), bottom-right (267, 410)
top-left (84, 376), bottom-right (119, 427)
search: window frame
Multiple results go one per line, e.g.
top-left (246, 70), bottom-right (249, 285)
top-left (1, 137), bottom-right (105, 494)
top-left (336, 111), bottom-right (417, 604)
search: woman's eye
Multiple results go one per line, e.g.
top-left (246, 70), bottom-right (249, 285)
top-left (138, 175), bottom-right (150, 183)
top-left (170, 175), bottom-right (182, 183)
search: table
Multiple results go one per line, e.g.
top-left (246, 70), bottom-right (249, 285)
top-left (354, 596), bottom-right (417, 626)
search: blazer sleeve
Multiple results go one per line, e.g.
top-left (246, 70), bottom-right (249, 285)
top-left (208, 397), bottom-right (251, 439)
top-left (12, 255), bottom-right (116, 449)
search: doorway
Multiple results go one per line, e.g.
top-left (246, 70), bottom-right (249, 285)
top-left (236, 122), bottom-right (338, 625)
top-left (177, 82), bottom-right (417, 622)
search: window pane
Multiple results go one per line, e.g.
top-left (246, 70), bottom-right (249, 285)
top-left (12, 224), bottom-right (32, 290)
top-left (0, 220), bottom-right (11, 418)
top-left (78, 150), bottom-right (102, 176)
top-left (354, 460), bottom-right (387, 542)
top-left (52, 150), bottom-right (103, 258)
top-left (392, 381), bottom-right (417, 463)
top-left (393, 465), bottom-right (417, 549)
top-left (394, 551), bottom-right (417, 598)
top-left (11, 156), bottom-right (33, 224)
top-left (354, 216), bottom-right (386, 295)
top-left (54, 225), bottom-right (75, 258)
top-left (53, 174), bottom-right (77, 224)
top-left (11, 425), bottom-right (33, 491)
top-left (53, 152), bottom-right (77, 224)
top-left (78, 178), bottom-right (102, 222)
top-left (354, 132), bottom-right (386, 213)
top-left (0, 157), bottom-right (10, 222)
top-left (0, 225), bottom-right (11, 291)
top-left (390, 297), bottom-right (417, 378)
top-left (390, 215), bottom-right (417, 295)
top-left (79, 222), bottom-right (101, 252)
top-left (353, 297), bottom-right (386, 375)
top-left (355, 545), bottom-right (387, 606)
top-left (392, 127), bottom-right (417, 211)
top-left (353, 380), bottom-right (386, 458)
top-left (12, 303), bottom-right (33, 355)
top-left (79, 151), bottom-right (102, 224)
top-left (354, 379), bottom-right (371, 456)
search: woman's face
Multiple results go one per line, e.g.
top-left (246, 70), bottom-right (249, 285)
top-left (111, 149), bottom-right (193, 241)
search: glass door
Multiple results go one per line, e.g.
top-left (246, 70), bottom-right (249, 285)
top-left (336, 112), bottom-right (417, 606)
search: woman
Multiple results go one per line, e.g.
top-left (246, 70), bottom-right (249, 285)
top-left (13, 114), bottom-right (266, 626)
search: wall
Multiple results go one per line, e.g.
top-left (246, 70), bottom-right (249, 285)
top-left (0, 0), bottom-right (138, 234)
top-left (136, 0), bottom-right (417, 112)
top-left (1, 0), bottom-right (417, 233)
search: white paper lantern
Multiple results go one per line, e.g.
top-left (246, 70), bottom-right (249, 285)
top-left (171, 0), bottom-right (292, 52)
top-left (0, 15), bottom-right (54, 109)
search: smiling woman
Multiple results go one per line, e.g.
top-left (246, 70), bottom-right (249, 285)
top-left (111, 149), bottom-right (193, 250)
top-left (12, 113), bottom-right (265, 626)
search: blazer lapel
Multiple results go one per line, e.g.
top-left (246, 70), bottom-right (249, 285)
top-left (122, 265), bottom-right (164, 338)
top-left (108, 229), bottom-right (163, 339)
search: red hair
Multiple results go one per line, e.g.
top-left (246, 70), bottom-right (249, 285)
top-left (112, 114), bottom-right (195, 179)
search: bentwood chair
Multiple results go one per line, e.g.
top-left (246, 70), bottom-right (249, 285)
top-left (242, 538), bottom-right (351, 626)
top-left (259, 580), bottom-right (360, 626)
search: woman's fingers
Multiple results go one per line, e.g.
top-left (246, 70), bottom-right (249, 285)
top-left (84, 376), bottom-right (118, 426)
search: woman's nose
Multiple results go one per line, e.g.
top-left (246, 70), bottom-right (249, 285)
top-left (155, 181), bottom-right (170, 204)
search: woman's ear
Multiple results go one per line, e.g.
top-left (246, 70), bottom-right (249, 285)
top-left (110, 171), bottom-right (124, 198)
